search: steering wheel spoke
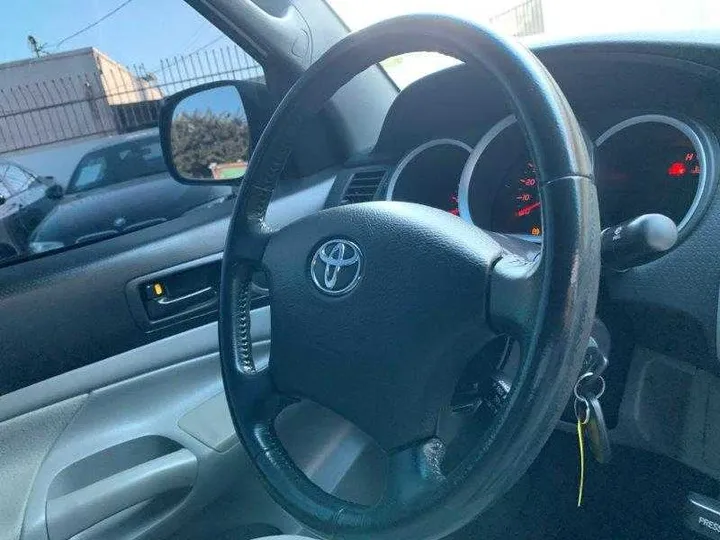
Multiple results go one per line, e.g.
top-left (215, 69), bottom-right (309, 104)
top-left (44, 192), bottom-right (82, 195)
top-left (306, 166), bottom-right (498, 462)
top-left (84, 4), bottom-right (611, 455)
top-left (489, 247), bottom-right (544, 347)
top-left (225, 367), bottom-right (294, 427)
top-left (382, 438), bottom-right (447, 508)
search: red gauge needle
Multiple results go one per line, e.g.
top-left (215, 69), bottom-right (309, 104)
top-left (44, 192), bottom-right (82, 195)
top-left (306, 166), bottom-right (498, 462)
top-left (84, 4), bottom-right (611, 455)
top-left (516, 201), bottom-right (541, 217)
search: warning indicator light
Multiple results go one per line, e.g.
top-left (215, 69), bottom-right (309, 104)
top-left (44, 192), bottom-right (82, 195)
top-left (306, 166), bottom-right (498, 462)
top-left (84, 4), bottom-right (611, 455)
top-left (668, 162), bottom-right (687, 177)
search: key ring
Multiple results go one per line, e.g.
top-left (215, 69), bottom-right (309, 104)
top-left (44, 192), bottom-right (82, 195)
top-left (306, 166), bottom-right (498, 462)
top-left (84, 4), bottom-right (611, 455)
top-left (574, 397), bottom-right (590, 425)
top-left (574, 371), bottom-right (606, 402)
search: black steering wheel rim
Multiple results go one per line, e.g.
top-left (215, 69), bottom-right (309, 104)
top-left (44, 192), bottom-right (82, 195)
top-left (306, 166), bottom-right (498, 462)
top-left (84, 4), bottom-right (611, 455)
top-left (219, 14), bottom-right (601, 540)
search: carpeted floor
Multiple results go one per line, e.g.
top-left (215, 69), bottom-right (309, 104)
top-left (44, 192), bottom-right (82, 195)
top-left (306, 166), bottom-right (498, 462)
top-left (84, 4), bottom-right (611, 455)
top-left (449, 432), bottom-right (717, 540)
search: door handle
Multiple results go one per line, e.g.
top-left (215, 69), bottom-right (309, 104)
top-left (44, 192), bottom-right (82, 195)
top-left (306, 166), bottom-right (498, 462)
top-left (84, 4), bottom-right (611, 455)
top-left (146, 286), bottom-right (217, 320)
top-left (46, 449), bottom-right (197, 540)
top-left (156, 286), bottom-right (214, 306)
top-left (127, 254), bottom-right (225, 329)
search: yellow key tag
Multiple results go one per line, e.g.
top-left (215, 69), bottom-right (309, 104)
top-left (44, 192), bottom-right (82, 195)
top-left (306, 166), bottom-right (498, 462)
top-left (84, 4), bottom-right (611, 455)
top-left (576, 418), bottom-right (585, 507)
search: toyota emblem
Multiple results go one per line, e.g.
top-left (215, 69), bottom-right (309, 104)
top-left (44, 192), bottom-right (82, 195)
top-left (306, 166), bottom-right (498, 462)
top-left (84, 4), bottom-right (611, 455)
top-left (310, 239), bottom-right (363, 295)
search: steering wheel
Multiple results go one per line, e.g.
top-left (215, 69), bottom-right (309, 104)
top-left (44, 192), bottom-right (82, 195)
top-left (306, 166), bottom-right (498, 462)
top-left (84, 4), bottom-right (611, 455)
top-left (219, 14), bottom-right (600, 540)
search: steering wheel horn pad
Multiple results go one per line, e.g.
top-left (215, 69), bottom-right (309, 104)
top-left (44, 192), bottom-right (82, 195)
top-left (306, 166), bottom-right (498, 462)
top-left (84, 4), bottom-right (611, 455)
top-left (219, 14), bottom-right (600, 540)
top-left (265, 202), bottom-right (503, 450)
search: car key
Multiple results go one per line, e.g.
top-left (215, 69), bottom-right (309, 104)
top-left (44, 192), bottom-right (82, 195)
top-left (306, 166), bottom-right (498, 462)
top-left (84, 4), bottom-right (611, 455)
top-left (575, 339), bottom-right (609, 402)
top-left (584, 394), bottom-right (612, 464)
top-left (582, 337), bottom-right (608, 379)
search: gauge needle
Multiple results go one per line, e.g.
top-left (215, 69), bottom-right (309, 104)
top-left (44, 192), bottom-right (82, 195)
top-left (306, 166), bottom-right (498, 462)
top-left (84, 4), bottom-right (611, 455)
top-left (516, 201), bottom-right (541, 217)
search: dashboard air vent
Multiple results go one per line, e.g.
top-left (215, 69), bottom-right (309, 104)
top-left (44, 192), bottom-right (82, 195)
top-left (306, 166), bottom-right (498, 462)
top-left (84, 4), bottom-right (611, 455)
top-left (341, 169), bottom-right (386, 205)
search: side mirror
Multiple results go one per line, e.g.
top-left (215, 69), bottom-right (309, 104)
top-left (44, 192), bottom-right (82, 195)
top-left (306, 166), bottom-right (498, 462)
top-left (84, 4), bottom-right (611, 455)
top-left (159, 81), bottom-right (252, 185)
top-left (45, 184), bottom-right (64, 200)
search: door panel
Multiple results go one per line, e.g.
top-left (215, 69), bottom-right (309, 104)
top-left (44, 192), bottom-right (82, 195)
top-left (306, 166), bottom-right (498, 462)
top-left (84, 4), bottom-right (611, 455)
top-left (24, 357), bottom-right (231, 540)
top-left (2, 310), bottom-right (266, 540)
top-left (0, 307), bottom-right (268, 424)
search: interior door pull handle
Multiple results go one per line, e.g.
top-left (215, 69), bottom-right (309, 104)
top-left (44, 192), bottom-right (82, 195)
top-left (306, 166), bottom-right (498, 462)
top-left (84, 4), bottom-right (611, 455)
top-left (157, 286), bottom-right (213, 305)
top-left (145, 286), bottom-right (217, 320)
top-left (46, 449), bottom-right (197, 540)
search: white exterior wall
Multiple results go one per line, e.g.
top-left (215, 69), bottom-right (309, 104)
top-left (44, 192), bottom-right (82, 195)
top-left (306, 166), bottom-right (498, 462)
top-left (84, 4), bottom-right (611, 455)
top-left (95, 52), bottom-right (162, 106)
top-left (0, 49), bottom-right (161, 154)
top-left (0, 49), bottom-right (114, 153)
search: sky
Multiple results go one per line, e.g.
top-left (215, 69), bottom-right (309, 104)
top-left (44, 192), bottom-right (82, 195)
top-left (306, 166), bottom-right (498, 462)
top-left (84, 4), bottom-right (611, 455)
top-left (0, 0), bottom-right (236, 71)
top-left (176, 85), bottom-right (247, 120)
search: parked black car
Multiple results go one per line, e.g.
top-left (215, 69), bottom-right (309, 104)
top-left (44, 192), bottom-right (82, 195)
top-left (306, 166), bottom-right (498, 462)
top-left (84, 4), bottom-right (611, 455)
top-left (0, 160), bottom-right (59, 259)
top-left (27, 130), bottom-right (231, 254)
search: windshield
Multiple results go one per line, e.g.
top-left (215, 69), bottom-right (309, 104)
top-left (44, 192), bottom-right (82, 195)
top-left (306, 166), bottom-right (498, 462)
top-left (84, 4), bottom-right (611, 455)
top-left (326, 0), bottom-right (720, 87)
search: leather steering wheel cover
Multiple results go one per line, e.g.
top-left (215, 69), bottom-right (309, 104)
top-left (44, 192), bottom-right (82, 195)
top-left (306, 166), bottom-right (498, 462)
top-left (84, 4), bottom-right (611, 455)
top-left (219, 14), bottom-right (600, 540)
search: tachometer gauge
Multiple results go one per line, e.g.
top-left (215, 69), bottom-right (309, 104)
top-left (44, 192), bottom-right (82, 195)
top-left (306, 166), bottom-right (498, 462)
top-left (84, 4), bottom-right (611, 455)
top-left (386, 138), bottom-right (471, 217)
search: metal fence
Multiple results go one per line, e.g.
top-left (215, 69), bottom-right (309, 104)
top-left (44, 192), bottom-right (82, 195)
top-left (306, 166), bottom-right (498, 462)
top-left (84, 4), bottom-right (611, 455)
top-left (0, 46), bottom-right (263, 154)
top-left (490, 0), bottom-right (544, 38)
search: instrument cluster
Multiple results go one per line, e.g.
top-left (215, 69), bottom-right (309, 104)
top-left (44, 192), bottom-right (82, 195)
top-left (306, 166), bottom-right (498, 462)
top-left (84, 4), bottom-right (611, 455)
top-left (386, 114), bottom-right (710, 241)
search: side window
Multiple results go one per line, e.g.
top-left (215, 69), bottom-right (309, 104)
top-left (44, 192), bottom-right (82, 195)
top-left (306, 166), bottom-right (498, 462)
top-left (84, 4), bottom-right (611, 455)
top-left (0, 3), bottom-right (265, 264)
top-left (116, 140), bottom-right (166, 182)
top-left (72, 155), bottom-right (109, 192)
top-left (3, 165), bottom-right (33, 194)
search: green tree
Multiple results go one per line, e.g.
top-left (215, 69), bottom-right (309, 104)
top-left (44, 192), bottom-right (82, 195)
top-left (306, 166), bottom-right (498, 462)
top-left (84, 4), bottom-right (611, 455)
top-left (171, 111), bottom-right (249, 179)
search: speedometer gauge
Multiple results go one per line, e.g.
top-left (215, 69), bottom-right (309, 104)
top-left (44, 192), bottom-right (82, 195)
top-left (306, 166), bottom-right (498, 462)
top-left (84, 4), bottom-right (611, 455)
top-left (490, 159), bottom-right (542, 237)
top-left (459, 115), bottom-right (545, 238)
top-left (511, 162), bottom-right (542, 236)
